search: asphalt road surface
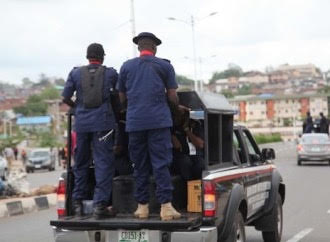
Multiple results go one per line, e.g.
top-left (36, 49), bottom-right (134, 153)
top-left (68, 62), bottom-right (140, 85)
top-left (1, 142), bottom-right (330, 242)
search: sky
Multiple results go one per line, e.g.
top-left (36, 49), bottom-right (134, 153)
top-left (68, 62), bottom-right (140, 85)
top-left (1, 0), bottom-right (330, 84)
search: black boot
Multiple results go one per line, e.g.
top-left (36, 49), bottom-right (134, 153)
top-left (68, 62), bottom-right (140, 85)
top-left (94, 203), bottom-right (117, 220)
top-left (73, 200), bottom-right (83, 218)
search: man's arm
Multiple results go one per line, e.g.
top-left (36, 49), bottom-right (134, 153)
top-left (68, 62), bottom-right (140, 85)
top-left (185, 129), bottom-right (204, 149)
top-left (63, 98), bottom-right (75, 108)
top-left (119, 92), bottom-right (127, 109)
top-left (167, 89), bottom-right (179, 110)
top-left (62, 70), bottom-right (76, 108)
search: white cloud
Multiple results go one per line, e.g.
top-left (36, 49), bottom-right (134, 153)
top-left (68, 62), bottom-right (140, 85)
top-left (0, 0), bottom-right (330, 84)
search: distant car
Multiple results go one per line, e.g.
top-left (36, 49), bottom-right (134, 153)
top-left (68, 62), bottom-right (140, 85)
top-left (26, 148), bottom-right (56, 173)
top-left (297, 133), bottom-right (330, 166)
top-left (0, 156), bottom-right (8, 180)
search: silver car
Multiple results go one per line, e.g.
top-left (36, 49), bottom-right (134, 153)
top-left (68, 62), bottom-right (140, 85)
top-left (26, 149), bottom-right (56, 173)
top-left (0, 156), bottom-right (8, 180)
top-left (297, 133), bottom-right (330, 166)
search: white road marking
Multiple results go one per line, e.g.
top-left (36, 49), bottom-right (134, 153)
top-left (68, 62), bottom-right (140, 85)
top-left (327, 210), bottom-right (330, 214)
top-left (286, 228), bottom-right (314, 242)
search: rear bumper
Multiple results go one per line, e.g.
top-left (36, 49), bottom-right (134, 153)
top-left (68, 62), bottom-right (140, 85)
top-left (26, 163), bottom-right (51, 169)
top-left (52, 226), bottom-right (218, 242)
top-left (298, 154), bottom-right (330, 161)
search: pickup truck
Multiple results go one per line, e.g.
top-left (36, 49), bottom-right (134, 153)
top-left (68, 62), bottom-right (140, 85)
top-left (50, 91), bottom-right (285, 242)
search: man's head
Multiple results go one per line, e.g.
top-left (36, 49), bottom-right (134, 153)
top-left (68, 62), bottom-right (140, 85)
top-left (320, 112), bottom-right (324, 117)
top-left (86, 43), bottom-right (105, 63)
top-left (133, 32), bottom-right (161, 55)
top-left (307, 111), bottom-right (311, 117)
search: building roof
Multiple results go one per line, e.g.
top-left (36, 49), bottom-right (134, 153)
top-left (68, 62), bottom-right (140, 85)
top-left (229, 93), bottom-right (330, 102)
top-left (16, 116), bottom-right (51, 125)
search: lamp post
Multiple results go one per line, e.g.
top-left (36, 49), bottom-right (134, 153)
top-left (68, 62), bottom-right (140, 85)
top-left (130, 0), bottom-right (137, 57)
top-left (168, 12), bottom-right (218, 91)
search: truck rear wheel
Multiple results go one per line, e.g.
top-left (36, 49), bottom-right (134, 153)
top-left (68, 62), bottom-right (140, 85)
top-left (262, 194), bottom-right (283, 242)
top-left (223, 211), bottom-right (246, 242)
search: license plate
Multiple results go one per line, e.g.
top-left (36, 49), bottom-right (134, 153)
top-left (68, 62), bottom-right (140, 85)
top-left (118, 230), bottom-right (148, 242)
top-left (35, 165), bottom-right (41, 168)
top-left (311, 147), bottom-right (320, 152)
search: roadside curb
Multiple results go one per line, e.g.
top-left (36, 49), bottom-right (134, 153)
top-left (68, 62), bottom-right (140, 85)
top-left (0, 193), bottom-right (56, 219)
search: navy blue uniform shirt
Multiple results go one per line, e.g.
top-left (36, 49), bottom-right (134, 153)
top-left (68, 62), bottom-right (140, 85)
top-left (118, 55), bottom-right (178, 132)
top-left (62, 64), bottom-right (118, 132)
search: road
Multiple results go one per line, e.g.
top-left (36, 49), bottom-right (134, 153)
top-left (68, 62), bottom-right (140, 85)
top-left (0, 142), bottom-right (330, 242)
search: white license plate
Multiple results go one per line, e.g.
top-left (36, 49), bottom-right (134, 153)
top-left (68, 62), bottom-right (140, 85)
top-left (311, 147), bottom-right (320, 152)
top-left (118, 230), bottom-right (148, 242)
top-left (35, 165), bottom-right (41, 168)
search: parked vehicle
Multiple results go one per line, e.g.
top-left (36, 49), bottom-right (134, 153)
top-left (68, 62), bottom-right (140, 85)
top-left (297, 133), bottom-right (330, 166)
top-left (50, 91), bottom-right (285, 242)
top-left (0, 156), bottom-right (8, 180)
top-left (26, 148), bottom-right (56, 172)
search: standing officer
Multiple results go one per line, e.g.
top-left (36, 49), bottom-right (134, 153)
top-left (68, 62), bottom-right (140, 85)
top-left (62, 43), bottom-right (117, 219)
top-left (118, 32), bottom-right (181, 221)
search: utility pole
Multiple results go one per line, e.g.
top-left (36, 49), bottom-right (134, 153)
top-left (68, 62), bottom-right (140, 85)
top-left (130, 0), bottom-right (137, 57)
top-left (191, 15), bottom-right (198, 91)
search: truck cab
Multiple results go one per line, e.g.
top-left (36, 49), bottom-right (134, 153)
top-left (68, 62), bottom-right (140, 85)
top-left (50, 91), bottom-right (285, 242)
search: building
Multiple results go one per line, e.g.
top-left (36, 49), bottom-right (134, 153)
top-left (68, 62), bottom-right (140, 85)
top-left (276, 63), bottom-right (321, 79)
top-left (229, 93), bottom-right (329, 127)
top-left (16, 116), bottom-right (52, 132)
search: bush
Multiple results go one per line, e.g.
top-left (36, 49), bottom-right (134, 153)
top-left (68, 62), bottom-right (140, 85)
top-left (254, 133), bottom-right (282, 144)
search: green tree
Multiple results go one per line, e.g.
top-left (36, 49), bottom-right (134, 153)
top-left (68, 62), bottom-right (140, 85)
top-left (14, 94), bottom-right (47, 116)
top-left (318, 85), bottom-right (330, 94)
top-left (176, 75), bottom-right (194, 86)
top-left (209, 68), bottom-right (243, 84)
top-left (39, 132), bottom-right (58, 147)
top-left (40, 86), bottom-right (60, 100)
top-left (54, 78), bottom-right (65, 86)
top-left (221, 90), bottom-right (234, 98)
top-left (237, 85), bottom-right (252, 95)
top-left (21, 77), bottom-right (34, 87)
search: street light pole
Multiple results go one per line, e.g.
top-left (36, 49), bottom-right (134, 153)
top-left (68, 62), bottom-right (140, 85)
top-left (190, 15), bottom-right (198, 91)
top-left (168, 12), bottom-right (218, 92)
top-left (130, 0), bottom-right (137, 57)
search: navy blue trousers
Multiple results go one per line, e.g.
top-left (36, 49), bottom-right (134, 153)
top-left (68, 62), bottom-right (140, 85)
top-left (129, 128), bottom-right (173, 204)
top-left (73, 131), bottom-right (114, 206)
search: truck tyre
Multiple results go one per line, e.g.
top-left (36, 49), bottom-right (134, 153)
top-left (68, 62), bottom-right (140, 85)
top-left (262, 194), bottom-right (283, 242)
top-left (297, 160), bottom-right (301, 166)
top-left (223, 211), bottom-right (246, 242)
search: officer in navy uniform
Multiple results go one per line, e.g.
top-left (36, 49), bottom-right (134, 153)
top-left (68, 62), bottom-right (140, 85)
top-left (62, 43), bottom-right (117, 219)
top-left (118, 32), bottom-right (181, 221)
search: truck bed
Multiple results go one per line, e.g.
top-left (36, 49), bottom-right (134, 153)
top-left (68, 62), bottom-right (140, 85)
top-left (50, 213), bottom-right (202, 231)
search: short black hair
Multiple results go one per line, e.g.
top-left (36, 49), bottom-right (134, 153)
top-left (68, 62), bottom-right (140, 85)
top-left (86, 43), bottom-right (105, 60)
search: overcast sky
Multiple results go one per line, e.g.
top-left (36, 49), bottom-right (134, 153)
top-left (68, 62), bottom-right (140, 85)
top-left (1, 0), bottom-right (330, 84)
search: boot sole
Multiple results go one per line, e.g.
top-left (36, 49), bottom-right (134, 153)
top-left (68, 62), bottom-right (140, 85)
top-left (134, 214), bottom-right (149, 219)
top-left (161, 215), bottom-right (181, 221)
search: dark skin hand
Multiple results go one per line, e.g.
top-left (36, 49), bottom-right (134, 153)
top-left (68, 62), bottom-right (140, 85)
top-left (172, 135), bottom-right (182, 151)
top-left (185, 129), bottom-right (204, 149)
top-left (63, 97), bottom-right (75, 108)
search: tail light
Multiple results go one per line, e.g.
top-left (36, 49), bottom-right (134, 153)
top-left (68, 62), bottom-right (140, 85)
top-left (297, 144), bottom-right (304, 152)
top-left (57, 178), bottom-right (66, 218)
top-left (203, 180), bottom-right (216, 217)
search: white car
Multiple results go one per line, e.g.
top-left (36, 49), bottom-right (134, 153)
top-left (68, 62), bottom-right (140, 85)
top-left (26, 148), bottom-right (56, 173)
top-left (0, 156), bottom-right (8, 180)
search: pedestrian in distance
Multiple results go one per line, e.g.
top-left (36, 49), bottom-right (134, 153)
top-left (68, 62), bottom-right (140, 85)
top-left (319, 112), bottom-right (329, 134)
top-left (303, 111), bottom-right (313, 134)
top-left (62, 43), bottom-right (118, 219)
top-left (13, 147), bottom-right (18, 160)
top-left (118, 32), bottom-right (182, 221)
